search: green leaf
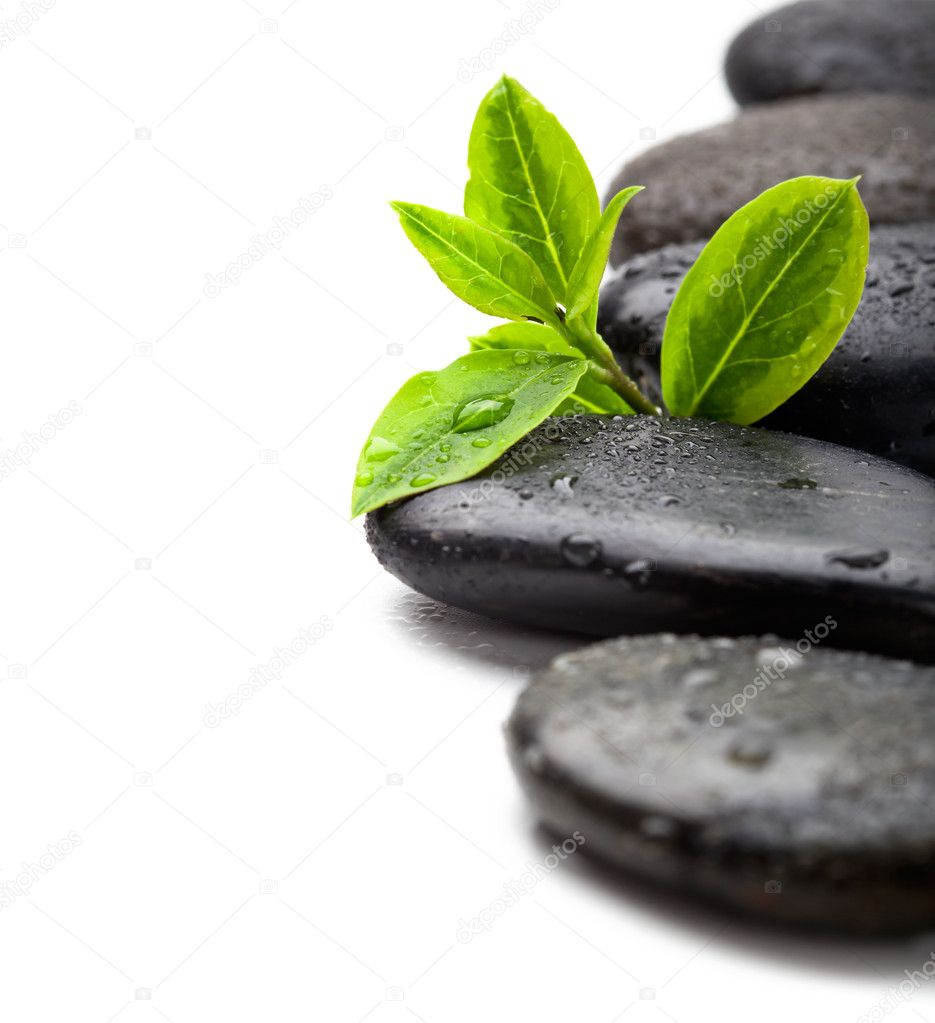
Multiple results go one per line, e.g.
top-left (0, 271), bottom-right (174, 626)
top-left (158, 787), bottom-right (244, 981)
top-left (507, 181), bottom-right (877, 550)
top-left (468, 322), bottom-right (633, 414)
top-left (661, 175), bottom-right (869, 424)
top-left (565, 186), bottom-right (643, 330)
top-left (351, 349), bottom-right (589, 517)
top-left (391, 201), bottom-right (559, 325)
top-left (464, 75), bottom-right (600, 303)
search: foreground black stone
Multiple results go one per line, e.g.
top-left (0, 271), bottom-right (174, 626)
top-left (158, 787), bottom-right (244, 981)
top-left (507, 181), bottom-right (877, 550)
top-left (597, 222), bottom-right (935, 476)
top-left (507, 634), bottom-right (935, 933)
top-left (726, 0), bottom-right (935, 106)
top-left (366, 417), bottom-right (935, 661)
top-left (605, 94), bottom-right (935, 263)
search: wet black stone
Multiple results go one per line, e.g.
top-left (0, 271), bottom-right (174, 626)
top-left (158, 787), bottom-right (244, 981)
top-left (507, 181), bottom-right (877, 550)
top-left (507, 634), bottom-right (935, 932)
top-left (606, 94), bottom-right (935, 264)
top-left (726, 0), bottom-right (935, 106)
top-left (597, 222), bottom-right (935, 476)
top-left (366, 416), bottom-right (935, 661)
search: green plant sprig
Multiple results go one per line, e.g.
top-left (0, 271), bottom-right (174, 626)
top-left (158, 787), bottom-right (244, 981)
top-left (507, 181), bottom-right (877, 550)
top-left (351, 75), bottom-right (868, 517)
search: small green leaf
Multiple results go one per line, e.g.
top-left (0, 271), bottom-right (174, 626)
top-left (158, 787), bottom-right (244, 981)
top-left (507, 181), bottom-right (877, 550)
top-left (469, 322), bottom-right (633, 414)
top-left (391, 201), bottom-right (559, 325)
top-left (351, 349), bottom-right (588, 517)
top-left (661, 175), bottom-right (869, 424)
top-left (565, 186), bottom-right (643, 329)
top-left (464, 75), bottom-right (600, 303)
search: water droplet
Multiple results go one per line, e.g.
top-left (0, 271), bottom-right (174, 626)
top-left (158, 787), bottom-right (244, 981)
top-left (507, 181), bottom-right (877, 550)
top-left (410, 473), bottom-right (436, 487)
top-left (681, 668), bottom-right (718, 689)
top-left (623, 558), bottom-right (655, 587)
top-left (560, 533), bottom-right (602, 567)
top-left (658, 494), bottom-right (680, 507)
top-left (472, 437), bottom-right (492, 448)
top-left (549, 374), bottom-right (563, 385)
top-left (387, 473), bottom-right (401, 483)
top-left (639, 815), bottom-right (677, 840)
top-left (727, 736), bottom-right (773, 768)
top-left (550, 474), bottom-right (578, 498)
top-left (439, 442), bottom-right (451, 452)
top-left (436, 453), bottom-right (450, 463)
top-left (518, 488), bottom-right (534, 500)
top-left (354, 470), bottom-right (373, 487)
top-left (826, 548), bottom-right (889, 570)
top-left (452, 395), bottom-right (514, 433)
top-left (364, 436), bottom-right (401, 462)
top-left (419, 372), bottom-right (437, 386)
top-left (512, 350), bottom-right (530, 365)
top-left (522, 744), bottom-right (547, 772)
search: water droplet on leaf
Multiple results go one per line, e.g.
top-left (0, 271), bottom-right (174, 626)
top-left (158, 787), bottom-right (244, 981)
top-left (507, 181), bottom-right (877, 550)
top-left (453, 396), bottom-right (514, 433)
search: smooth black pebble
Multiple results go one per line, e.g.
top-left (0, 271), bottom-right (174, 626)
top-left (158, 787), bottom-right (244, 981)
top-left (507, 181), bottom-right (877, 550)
top-left (605, 94), bottom-right (935, 263)
top-left (366, 416), bottom-right (935, 661)
top-left (507, 633), bottom-right (935, 932)
top-left (726, 0), bottom-right (935, 105)
top-left (597, 222), bottom-right (935, 476)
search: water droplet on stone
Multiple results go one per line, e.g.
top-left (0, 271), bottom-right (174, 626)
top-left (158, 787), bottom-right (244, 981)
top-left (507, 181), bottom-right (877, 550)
top-left (623, 558), bottom-right (655, 588)
top-left (681, 668), bottom-right (719, 689)
top-left (560, 533), bottom-right (602, 567)
top-left (550, 474), bottom-right (578, 498)
top-left (826, 548), bottom-right (889, 569)
top-left (728, 736), bottom-right (774, 768)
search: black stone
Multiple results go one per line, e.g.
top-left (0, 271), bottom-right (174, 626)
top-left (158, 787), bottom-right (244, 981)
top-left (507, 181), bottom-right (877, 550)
top-left (605, 94), bottom-right (935, 264)
top-left (507, 634), bottom-right (935, 932)
top-left (366, 416), bottom-right (935, 661)
top-left (726, 0), bottom-right (935, 106)
top-left (597, 222), bottom-right (935, 476)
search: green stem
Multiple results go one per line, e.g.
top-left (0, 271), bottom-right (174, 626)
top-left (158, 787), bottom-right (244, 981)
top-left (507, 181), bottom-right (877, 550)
top-left (558, 320), bottom-right (660, 416)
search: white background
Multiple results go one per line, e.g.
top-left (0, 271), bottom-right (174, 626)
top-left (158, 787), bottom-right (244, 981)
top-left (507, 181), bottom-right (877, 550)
top-left (2, 0), bottom-right (933, 1020)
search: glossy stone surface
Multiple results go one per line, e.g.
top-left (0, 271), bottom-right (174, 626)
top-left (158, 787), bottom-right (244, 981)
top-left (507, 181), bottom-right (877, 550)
top-left (726, 0), bottom-right (935, 105)
top-left (605, 94), bottom-right (935, 264)
top-left (597, 222), bottom-right (935, 476)
top-left (507, 633), bottom-right (935, 932)
top-left (366, 416), bottom-right (935, 660)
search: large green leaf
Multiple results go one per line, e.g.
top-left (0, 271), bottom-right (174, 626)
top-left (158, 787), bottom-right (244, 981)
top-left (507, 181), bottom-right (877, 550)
top-left (565, 186), bottom-right (643, 331)
top-left (391, 202), bottom-right (558, 325)
top-left (351, 349), bottom-right (588, 517)
top-left (468, 322), bottom-right (632, 414)
top-left (464, 75), bottom-right (600, 303)
top-left (661, 175), bottom-right (869, 424)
